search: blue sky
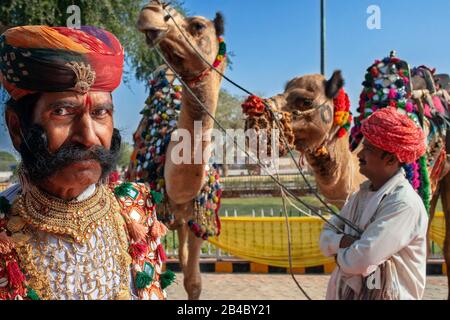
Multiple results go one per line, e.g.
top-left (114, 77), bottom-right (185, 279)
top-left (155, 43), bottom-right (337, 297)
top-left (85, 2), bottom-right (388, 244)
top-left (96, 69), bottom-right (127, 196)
top-left (2, 0), bottom-right (450, 155)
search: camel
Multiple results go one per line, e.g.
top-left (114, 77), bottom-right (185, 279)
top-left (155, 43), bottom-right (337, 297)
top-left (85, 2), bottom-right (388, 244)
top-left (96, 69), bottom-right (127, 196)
top-left (247, 60), bottom-right (450, 298)
top-left (130, 0), bottom-right (227, 300)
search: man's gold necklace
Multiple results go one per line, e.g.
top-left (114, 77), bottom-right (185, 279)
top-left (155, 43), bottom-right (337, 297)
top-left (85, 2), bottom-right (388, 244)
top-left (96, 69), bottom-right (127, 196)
top-left (13, 184), bottom-right (116, 244)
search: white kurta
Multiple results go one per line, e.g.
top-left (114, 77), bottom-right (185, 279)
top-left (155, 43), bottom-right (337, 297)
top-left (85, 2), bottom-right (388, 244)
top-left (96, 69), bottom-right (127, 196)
top-left (319, 169), bottom-right (428, 300)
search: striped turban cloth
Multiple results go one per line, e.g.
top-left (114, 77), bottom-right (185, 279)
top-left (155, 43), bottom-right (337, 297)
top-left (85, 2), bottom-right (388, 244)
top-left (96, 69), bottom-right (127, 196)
top-left (361, 107), bottom-right (426, 164)
top-left (0, 26), bottom-right (124, 101)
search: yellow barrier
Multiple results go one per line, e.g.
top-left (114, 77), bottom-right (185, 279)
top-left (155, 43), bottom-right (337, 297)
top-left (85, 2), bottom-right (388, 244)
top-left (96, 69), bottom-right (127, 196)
top-left (430, 212), bottom-right (445, 248)
top-left (208, 212), bottom-right (446, 268)
top-left (0, 183), bottom-right (9, 192)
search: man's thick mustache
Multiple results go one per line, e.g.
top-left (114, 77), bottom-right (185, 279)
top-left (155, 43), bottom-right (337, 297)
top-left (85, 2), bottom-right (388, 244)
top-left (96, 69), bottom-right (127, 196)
top-left (18, 124), bottom-right (121, 183)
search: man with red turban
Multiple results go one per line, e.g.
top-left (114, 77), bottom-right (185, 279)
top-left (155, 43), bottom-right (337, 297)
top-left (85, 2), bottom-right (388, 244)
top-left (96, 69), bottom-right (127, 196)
top-left (0, 26), bottom-right (172, 300)
top-left (320, 107), bottom-right (429, 300)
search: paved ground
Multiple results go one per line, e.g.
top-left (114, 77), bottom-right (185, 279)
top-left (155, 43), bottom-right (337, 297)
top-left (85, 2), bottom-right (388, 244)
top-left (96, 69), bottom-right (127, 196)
top-left (166, 273), bottom-right (448, 300)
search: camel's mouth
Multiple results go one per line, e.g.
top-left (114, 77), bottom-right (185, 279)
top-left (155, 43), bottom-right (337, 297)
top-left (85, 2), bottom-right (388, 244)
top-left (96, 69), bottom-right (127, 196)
top-left (159, 39), bottom-right (186, 61)
top-left (294, 138), bottom-right (306, 150)
top-left (143, 27), bottom-right (168, 47)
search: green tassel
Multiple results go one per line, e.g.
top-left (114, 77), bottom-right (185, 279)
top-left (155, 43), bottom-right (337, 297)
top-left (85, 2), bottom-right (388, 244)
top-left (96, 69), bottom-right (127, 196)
top-left (135, 271), bottom-right (152, 289)
top-left (0, 196), bottom-right (11, 214)
top-left (160, 270), bottom-right (176, 289)
top-left (26, 287), bottom-right (40, 300)
top-left (114, 182), bottom-right (133, 197)
top-left (151, 190), bottom-right (164, 204)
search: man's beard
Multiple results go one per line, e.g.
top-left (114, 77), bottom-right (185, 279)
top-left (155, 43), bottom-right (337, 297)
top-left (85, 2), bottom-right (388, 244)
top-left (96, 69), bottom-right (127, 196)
top-left (18, 124), bottom-right (122, 184)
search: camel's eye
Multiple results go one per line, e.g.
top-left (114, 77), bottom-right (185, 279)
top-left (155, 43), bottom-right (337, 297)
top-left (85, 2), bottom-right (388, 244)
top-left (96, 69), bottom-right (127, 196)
top-left (303, 99), bottom-right (313, 107)
top-left (192, 21), bottom-right (206, 33)
top-left (294, 98), bottom-right (314, 111)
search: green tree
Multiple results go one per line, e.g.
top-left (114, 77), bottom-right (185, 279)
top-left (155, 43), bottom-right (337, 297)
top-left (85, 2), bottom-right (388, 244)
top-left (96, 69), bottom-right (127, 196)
top-left (0, 0), bottom-right (185, 84)
top-left (0, 150), bottom-right (17, 171)
top-left (215, 89), bottom-right (244, 130)
top-left (213, 89), bottom-right (245, 176)
top-left (118, 142), bottom-right (133, 169)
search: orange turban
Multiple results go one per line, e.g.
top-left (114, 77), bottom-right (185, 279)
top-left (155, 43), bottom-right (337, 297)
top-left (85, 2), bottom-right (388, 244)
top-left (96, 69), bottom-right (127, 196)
top-left (0, 26), bottom-right (124, 101)
top-left (361, 107), bottom-right (426, 164)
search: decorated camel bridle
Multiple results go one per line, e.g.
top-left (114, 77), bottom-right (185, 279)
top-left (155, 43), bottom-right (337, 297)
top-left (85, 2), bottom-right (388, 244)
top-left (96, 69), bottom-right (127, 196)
top-left (242, 88), bottom-right (352, 156)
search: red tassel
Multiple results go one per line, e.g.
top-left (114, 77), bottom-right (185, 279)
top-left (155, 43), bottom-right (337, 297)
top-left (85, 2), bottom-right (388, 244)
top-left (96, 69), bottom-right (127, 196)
top-left (129, 241), bottom-right (149, 259)
top-left (6, 260), bottom-right (26, 288)
top-left (157, 244), bottom-right (167, 263)
top-left (127, 220), bottom-right (148, 243)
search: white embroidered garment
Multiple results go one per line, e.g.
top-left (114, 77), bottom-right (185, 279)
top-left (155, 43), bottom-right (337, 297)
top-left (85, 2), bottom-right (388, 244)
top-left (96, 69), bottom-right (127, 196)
top-left (319, 169), bottom-right (428, 300)
top-left (1, 184), bottom-right (138, 300)
top-left (27, 220), bottom-right (129, 300)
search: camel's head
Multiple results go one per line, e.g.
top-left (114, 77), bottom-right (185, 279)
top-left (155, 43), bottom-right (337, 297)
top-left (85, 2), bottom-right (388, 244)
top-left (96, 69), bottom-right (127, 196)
top-left (275, 71), bottom-right (344, 153)
top-left (137, 0), bottom-right (226, 79)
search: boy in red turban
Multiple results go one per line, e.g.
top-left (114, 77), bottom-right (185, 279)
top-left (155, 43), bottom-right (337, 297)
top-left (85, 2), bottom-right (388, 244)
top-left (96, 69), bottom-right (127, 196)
top-left (320, 107), bottom-right (428, 300)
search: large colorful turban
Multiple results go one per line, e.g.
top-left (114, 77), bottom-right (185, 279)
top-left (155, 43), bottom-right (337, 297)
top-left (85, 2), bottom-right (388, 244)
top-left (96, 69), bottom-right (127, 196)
top-left (0, 26), bottom-right (124, 101)
top-left (361, 107), bottom-right (426, 164)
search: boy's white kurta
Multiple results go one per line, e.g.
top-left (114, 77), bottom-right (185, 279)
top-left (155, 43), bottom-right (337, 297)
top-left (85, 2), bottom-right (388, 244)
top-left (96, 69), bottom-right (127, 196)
top-left (319, 169), bottom-right (428, 300)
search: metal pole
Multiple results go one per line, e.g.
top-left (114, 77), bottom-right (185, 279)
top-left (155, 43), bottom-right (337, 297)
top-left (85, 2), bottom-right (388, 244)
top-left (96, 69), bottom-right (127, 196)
top-left (320, 0), bottom-right (326, 76)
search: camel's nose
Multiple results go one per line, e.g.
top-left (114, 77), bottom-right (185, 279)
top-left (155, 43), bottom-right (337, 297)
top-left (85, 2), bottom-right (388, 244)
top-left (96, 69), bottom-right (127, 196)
top-left (137, 5), bottom-right (168, 46)
top-left (145, 28), bottom-right (164, 41)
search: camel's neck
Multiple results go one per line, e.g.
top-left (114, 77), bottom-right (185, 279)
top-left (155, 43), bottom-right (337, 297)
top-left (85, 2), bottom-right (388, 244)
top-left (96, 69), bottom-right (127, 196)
top-left (163, 67), bottom-right (224, 205)
top-left (177, 70), bottom-right (223, 132)
top-left (305, 134), bottom-right (365, 208)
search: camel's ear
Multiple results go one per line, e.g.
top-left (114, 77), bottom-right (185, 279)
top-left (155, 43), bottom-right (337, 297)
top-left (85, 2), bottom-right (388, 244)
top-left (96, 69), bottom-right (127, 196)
top-left (214, 12), bottom-right (225, 36)
top-left (325, 70), bottom-right (344, 99)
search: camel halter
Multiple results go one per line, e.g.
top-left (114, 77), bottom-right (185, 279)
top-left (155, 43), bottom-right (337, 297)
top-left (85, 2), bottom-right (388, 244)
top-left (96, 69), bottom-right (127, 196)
top-left (182, 36), bottom-right (227, 87)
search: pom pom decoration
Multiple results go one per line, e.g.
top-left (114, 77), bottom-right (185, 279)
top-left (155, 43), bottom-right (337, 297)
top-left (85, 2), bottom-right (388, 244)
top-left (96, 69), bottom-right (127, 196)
top-left (160, 270), bottom-right (176, 289)
top-left (135, 271), bottom-right (152, 289)
top-left (241, 95), bottom-right (266, 116)
top-left (212, 36), bottom-right (227, 68)
top-left (129, 241), bottom-right (149, 259)
top-left (332, 88), bottom-right (352, 138)
top-left (26, 287), bottom-right (40, 300)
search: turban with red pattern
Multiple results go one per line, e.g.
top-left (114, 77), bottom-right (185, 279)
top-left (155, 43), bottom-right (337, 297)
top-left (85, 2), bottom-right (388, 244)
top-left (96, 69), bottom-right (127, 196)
top-left (0, 26), bottom-right (124, 101)
top-left (361, 107), bottom-right (426, 164)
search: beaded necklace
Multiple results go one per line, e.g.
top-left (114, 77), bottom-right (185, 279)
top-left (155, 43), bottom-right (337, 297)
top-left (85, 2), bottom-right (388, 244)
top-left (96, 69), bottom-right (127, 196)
top-left (184, 36), bottom-right (227, 86)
